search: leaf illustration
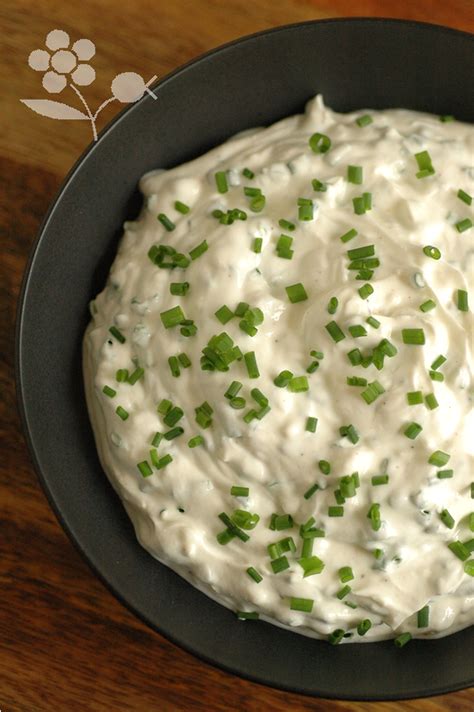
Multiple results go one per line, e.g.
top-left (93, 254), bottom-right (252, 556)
top-left (21, 99), bottom-right (88, 120)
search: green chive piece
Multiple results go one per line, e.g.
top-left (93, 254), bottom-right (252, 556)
top-left (356, 114), bottom-right (373, 127)
top-left (218, 512), bottom-right (249, 542)
top-left (231, 486), bottom-right (249, 497)
top-left (306, 417), bottom-right (318, 433)
top-left (164, 426), bottom-right (184, 440)
top-left (288, 376), bottom-right (309, 393)
top-left (225, 381), bottom-right (243, 399)
top-left (431, 354), bottom-right (447, 371)
top-left (290, 597), bottom-right (314, 612)
top-left (174, 200), bottom-right (190, 214)
top-left (404, 422), bottom-right (423, 439)
top-left (102, 385), bottom-right (116, 398)
top-left (336, 584), bottom-right (351, 600)
top-left (252, 237), bottom-right (263, 253)
top-left (127, 367), bottom-right (144, 385)
top-left (286, 282), bottom-right (308, 303)
top-left (160, 305), bottom-right (185, 329)
top-left (189, 240), bottom-right (208, 261)
top-left (163, 406), bottom-right (184, 427)
top-left (358, 283), bottom-right (374, 300)
top-left (455, 218), bottom-right (473, 233)
top-left (429, 370), bottom-right (444, 383)
top-left (417, 605), bottom-right (430, 628)
top-left (109, 326), bottom-right (126, 343)
top-left (347, 348), bottom-right (363, 366)
top-left (338, 566), bottom-right (354, 583)
top-left (303, 483), bottom-right (320, 499)
top-left (188, 435), bottom-right (204, 448)
top-left (115, 405), bottom-right (129, 420)
top-left (328, 506), bottom-right (344, 517)
top-left (428, 450), bottom-right (450, 466)
top-left (352, 196), bottom-right (366, 215)
top-left (457, 289), bottom-right (469, 312)
top-left (115, 369), bottom-right (129, 382)
top-left (326, 296), bottom-right (338, 315)
top-left (372, 474), bottom-right (389, 486)
top-left (271, 556), bottom-right (290, 574)
top-left (215, 171), bottom-right (228, 193)
top-left (170, 281), bottom-right (190, 297)
top-left (347, 165), bottom-right (363, 184)
top-left (229, 396), bottom-right (246, 409)
top-left (274, 370), bottom-right (293, 387)
top-left (298, 556), bottom-right (325, 577)
top-left (328, 629), bottom-right (345, 645)
top-left (298, 202), bottom-right (314, 221)
top-left (151, 432), bottom-right (162, 448)
top-left (278, 218), bottom-right (296, 231)
top-left (319, 460), bottom-right (331, 475)
top-left (439, 115), bottom-right (455, 122)
top-left (312, 178), bottom-right (327, 192)
top-left (325, 320), bottom-right (346, 343)
top-left (339, 424), bottom-right (359, 444)
top-left (249, 195), bottom-right (266, 213)
top-left (176, 353), bottom-right (191, 370)
top-left (340, 228), bottom-right (358, 243)
top-left (414, 150), bottom-right (435, 179)
top-left (232, 510), bottom-right (259, 530)
top-left (457, 189), bottom-right (472, 206)
top-left (394, 632), bottom-right (412, 648)
top-left (407, 391), bottom-right (423, 405)
top-left (168, 356), bottom-right (180, 378)
top-left (366, 316), bottom-right (380, 330)
top-left (402, 328), bottom-right (425, 345)
top-left (464, 560), bottom-right (474, 576)
top-left (242, 167), bottom-right (254, 179)
top-left (448, 541), bottom-right (470, 561)
top-left (420, 299), bottom-right (436, 313)
top-left (367, 503), bottom-right (381, 531)
top-left (137, 460), bottom-right (153, 478)
top-left (244, 186), bottom-right (262, 197)
top-left (157, 399), bottom-right (172, 416)
top-left (216, 529), bottom-right (235, 545)
top-left (423, 245), bottom-right (441, 260)
top-left (195, 401), bottom-right (213, 429)
top-left (157, 213), bottom-right (175, 231)
top-left (246, 567), bottom-right (263, 583)
top-left (347, 245), bottom-right (375, 261)
top-left (424, 393), bottom-right (439, 410)
top-left (236, 610), bottom-right (259, 621)
top-left (234, 301), bottom-right (249, 317)
top-left (348, 325), bottom-right (368, 338)
top-left (347, 376), bottom-right (367, 386)
top-left (149, 448), bottom-right (160, 468)
top-left (309, 132), bottom-right (331, 154)
top-left (244, 351), bottom-right (259, 379)
top-left (440, 509), bottom-right (455, 529)
top-left (357, 619), bottom-right (372, 636)
top-left (437, 469), bottom-right (453, 479)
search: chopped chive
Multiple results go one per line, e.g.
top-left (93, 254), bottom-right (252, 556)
top-left (239, 319), bottom-right (258, 337)
top-left (360, 380), bottom-right (384, 405)
top-left (328, 506), bottom-right (344, 517)
top-left (394, 632), bottom-right (412, 648)
top-left (439, 114), bottom-right (455, 122)
top-left (306, 417), bottom-right (318, 433)
top-left (102, 385), bottom-right (116, 398)
top-left (339, 424), bottom-right (359, 444)
top-left (306, 360), bottom-right (319, 374)
top-left (347, 165), bottom-right (363, 185)
top-left (231, 486), bottom-right (249, 497)
top-left (188, 434), bottom-right (204, 448)
top-left (270, 514), bottom-right (294, 531)
top-left (115, 405), bottom-right (129, 420)
top-left (250, 195), bottom-right (266, 212)
top-left (304, 483), bottom-right (320, 499)
top-left (309, 132), bottom-right (331, 154)
top-left (229, 396), bottom-right (246, 409)
top-left (347, 245), bottom-right (375, 261)
top-left (225, 381), bottom-right (243, 399)
top-left (328, 629), bottom-right (345, 645)
top-left (271, 556), bottom-right (290, 574)
top-left (423, 245), bottom-right (441, 260)
top-left (168, 356), bottom-right (180, 378)
top-left (109, 326), bottom-right (126, 343)
top-left (358, 283), bottom-right (374, 300)
top-left (457, 289), bottom-right (469, 312)
top-left (366, 316), bottom-right (380, 329)
top-left (236, 610), bottom-right (259, 620)
top-left (464, 560), bottom-right (474, 576)
top-left (372, 474), bottom-right (389, 486)
top-left (347, 376), bottom-right (367, 386)
top-left (448, 541), bottom-right (470, 561)
top-left (352, 196), bottom-right (366, 215)
top-left (149, 448), bottom-right (160, 468)
top-left (327, 296), bottom-right (338, 315)
top-left (218, 512), bottom-right (249, 542)
top-left (348, 325), bottom-right (367, 338)
top-left (215, 171), bottom-right (228, 193)
top-left (402, 328), bottom-right (425, 345)
top-left (437, 469), bottom-right (453, 479)
top-left (336, 584), bottom-right (351, 600)
top-left (298, 555), bottom-right (325, 577)
top-left (356, 114), bottom-right (373, 127)
top-left (298, 204), bottom-right (314, 221)
top-left (243, 186), bottom-right (261, 197)
top-left (431, 354), bottom-right (447, 371)
top-left (170, 281), bottom-right (190, 297)
top-left (232, 510), bottom-right (259, 530)
top-left (404, 422), bottom-right (423, 439)
top-left (430, 369), bottom-right (444, 381)
top-left (417, 605), bottom-right (430, 628)
top-left (290, 597), bottom-right (314, 612)
top-left (174, 200), bottom-right (190, 214)
top-left (424, 393), bottom-right (439, 410)
top-left (176, 353), bottom-right (191, 369)
top-left (406, 391), bottom-right (423, 406)
top-left (319, 460), bottom-right (331, 475)
top-left (242, 167), bottom-right (254, 179)
top-left (163, 406), bottom-right (184, 427)
top-left (195, 401), bottom-right (213, 429)
top-left (428, 450), bottom-right (450, 466)
top-left (251, 388), bottom-right (268, 407)
top-left (115, 368), bottom-right (129, 382)
top-left (252, 237), bottom-right (263, 253)
top-left (274, 369), bottom-right (293, 387)
top-left (216, 529), bottom-right (235, 545)
top-left (244, 351), bottom-right (259, 379)
top-left (278, 218), bottom-right (296, 231)
top-left (234, 301), bottom-right (249, 317)
top-left (338, 566), bottom-right (354, 583)
top-left (286, 282), bottom-right (308, 303)
top-left (367, 503), bottom-right (381, 531)
top-left (439, 509), bottom-right (455, 529)
top-left (189, 240), bottom-right (208, 260)
top-left (340, 228), bottom-right (358, 243)
top-left (160, 305), bottom-right (185, 329)
top-left (246, 567), bottom-right (263, 583)
top-left (312, 178), bottom-right (327, 192)
top-left (157, 399), bottom-right (172, 415)
top-left (357, 619), bottom-right (372, 636)
top-left (288, 376), bottom-right (309, 393)
top-left (137, 460), bottom-right (153, 478)
top-left (347, 348), bottom-right (362, 366)
top-left (363, 192), bottom-right (372, 210)
top-left (164, 426), bottom-right (184, 440)
top-left (325, 320), bottom-right (346, 343)
top-left (455, 218), bottom-right (472, 233)
top-left (157, 213), bottom-right (175, 231)
top-left (128, 367), bottom-right (144, 385)
top-left (151, 432), bottom-right (162, 448)
top-left (457, 189), bottom-right (472, 206)
top-left (420, 299), bottom-right (436, 313)
top-left (414, 150), bottom-right (435, 178)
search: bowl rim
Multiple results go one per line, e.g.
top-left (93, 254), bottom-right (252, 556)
top-left (15, 16), bottom-right (474, 701)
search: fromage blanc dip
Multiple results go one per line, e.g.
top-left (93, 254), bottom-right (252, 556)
top-left (84, 96), bottom-right (474, 644)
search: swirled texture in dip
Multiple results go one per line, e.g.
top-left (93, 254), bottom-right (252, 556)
top-left (84, 96), bottom-right (474, 644)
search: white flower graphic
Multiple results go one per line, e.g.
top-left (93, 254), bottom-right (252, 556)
top-left (22, 29), bottom-right (157, 141)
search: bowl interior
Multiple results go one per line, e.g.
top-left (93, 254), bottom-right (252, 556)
top-left (17, 19), bottom-right (474, 700)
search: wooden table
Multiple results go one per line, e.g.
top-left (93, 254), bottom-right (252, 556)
top-left (2, 2), bottom-right (473, 710)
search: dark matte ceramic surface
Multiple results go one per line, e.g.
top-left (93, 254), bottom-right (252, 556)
top-left (16, 19), bottom-right (474, 700)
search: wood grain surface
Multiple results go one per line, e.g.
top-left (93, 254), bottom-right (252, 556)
top-left (1, 1), bottom-right (473, 710)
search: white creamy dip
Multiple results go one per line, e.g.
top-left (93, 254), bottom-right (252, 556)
top-left (84, 96), bottom-right (474, 644)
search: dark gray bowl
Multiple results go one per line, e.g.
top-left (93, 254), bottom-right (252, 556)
top-left (16, 18), bottom-right (474, 700)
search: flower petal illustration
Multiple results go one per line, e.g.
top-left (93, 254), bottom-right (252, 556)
top-left (72, 38), bottom-right (95, 61)
top-left (45, 29), bottom-right (70, 51)
top-left (21, 99), bottom-right (89, 120)
top-left (42, 71), bottom-right (67, 94)
top-left (111, 72), bottom-right (146, 103)
top-left (28, 49), bottom-right (50, 71)
top-left (71, 64), bottom-right (96, 86)
top-left (51, 49), bottom-right (77, 74)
